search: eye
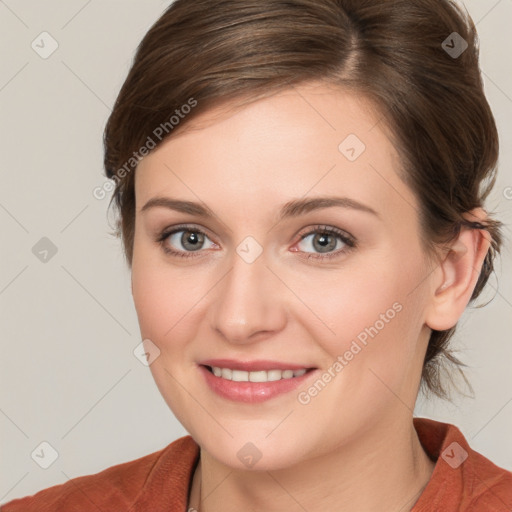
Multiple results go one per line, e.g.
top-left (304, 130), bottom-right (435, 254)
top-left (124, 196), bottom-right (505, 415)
top-left (157, 225), bottom-right (217, 258)
top-left (294, 225), bottom-right (356, 260)
top-left (156, 224), bottom-right (356, 261)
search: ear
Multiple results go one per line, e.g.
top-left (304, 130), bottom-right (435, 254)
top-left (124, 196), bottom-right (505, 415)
top-left (424, 208), bottom-right (491, 331)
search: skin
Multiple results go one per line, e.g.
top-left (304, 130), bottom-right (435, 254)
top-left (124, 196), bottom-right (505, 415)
top-left (131, 81), bottom-right (490, 511)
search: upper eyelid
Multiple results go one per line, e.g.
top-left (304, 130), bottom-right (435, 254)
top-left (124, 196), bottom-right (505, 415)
top-left (299, 225), bottom-right (353, 239)
top-left (159, 224), bottom-right (214, 240)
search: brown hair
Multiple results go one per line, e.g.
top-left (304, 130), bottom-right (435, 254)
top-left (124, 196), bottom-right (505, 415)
top-left (103, 0), bottom-right (503, 399)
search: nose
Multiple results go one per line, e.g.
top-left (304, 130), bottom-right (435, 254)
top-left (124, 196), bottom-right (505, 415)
top-left (209, 249), bottom-right (287, 345)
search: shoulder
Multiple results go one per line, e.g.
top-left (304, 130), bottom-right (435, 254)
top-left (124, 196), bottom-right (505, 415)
top-left (1, 435), bottom-right (199, 512)
top-left (412, 418), bottom-right (512, 511)
top-left (462, 443), bottom-right (512, 511)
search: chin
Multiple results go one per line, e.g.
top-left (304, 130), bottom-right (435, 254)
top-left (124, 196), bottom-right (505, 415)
top-left (196, 430), bottom-right (316, 472)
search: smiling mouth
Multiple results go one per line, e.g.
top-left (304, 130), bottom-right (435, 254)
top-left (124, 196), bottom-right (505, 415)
top-left (202, 365), bottom-right (316, 383)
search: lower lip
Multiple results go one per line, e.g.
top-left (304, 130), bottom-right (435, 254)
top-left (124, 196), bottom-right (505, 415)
top-left (198, 365), bottom-right (316, 403)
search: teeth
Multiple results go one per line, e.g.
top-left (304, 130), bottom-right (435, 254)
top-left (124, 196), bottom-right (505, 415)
top-left (249, 370), bottom-right (267, 383)
top-left (267, 369), bottom-right (282, 382)
top-left (221, 368), bottom-right (232, 380)
top-left (232, 370), bottom-right (249, 382)
top-left (209, 366), bottom-right (308, 382)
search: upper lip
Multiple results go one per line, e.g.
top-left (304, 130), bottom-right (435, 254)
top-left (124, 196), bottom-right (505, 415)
top-left (199, 359), bottom-right (316, 372)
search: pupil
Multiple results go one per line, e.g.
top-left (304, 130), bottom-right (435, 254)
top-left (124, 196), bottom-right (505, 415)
top-left (314, 233), bottom-right (335, 253)
top-left (182, 231), bottom-right (203, 251)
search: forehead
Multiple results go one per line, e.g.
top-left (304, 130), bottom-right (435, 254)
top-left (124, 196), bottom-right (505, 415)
top-left (134, 83), bottom-right (417, 222)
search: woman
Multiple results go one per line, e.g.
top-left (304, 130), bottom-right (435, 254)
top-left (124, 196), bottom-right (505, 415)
top-left (3, 0), bottom-right (511, 510)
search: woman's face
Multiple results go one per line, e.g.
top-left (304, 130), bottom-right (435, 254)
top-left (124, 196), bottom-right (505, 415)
top-left (131, 82), bottom-right (436, 470)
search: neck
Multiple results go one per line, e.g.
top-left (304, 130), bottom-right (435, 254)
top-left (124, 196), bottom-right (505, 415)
top-left (189, 414), bottom-right (436, 512)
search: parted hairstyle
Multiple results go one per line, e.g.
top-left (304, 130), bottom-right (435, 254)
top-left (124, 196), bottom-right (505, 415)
top-left (103, 0), bottom-right (503, 399)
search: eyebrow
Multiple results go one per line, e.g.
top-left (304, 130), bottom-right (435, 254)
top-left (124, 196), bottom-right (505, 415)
top-left (140, 196), bottom-right (380, 220)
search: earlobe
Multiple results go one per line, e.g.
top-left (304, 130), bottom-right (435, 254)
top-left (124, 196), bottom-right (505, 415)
top-left (425, 209), bottom-right (491, 331)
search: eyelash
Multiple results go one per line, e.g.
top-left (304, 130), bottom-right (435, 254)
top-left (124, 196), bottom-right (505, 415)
top-left (156, 224), bottom-right (357, 261)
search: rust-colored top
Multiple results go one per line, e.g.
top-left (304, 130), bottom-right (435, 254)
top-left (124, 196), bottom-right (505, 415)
top-left (2, 418), bottom-right (511, 511)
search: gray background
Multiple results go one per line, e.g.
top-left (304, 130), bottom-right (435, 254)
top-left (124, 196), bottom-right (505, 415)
top-left (1, 0), bottom-right (511, 504)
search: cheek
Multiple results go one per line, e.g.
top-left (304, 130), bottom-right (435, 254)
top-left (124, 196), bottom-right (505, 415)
top-left (131, 235), bottom-right (190, 344)
top-left (132, 265), bottom-right (201, 344)
top-left (292, 261), bottom-right (408, 347)
top-left (298, 246), bottom-right (428, 382)
top-left (131, 250), bottom-right (207, 430)
top-left (289, 256), bottom-right (428, 441)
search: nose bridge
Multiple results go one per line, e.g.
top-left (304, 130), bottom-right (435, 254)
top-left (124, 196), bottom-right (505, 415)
top-left (209, 243), bottom-right (285, 343)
